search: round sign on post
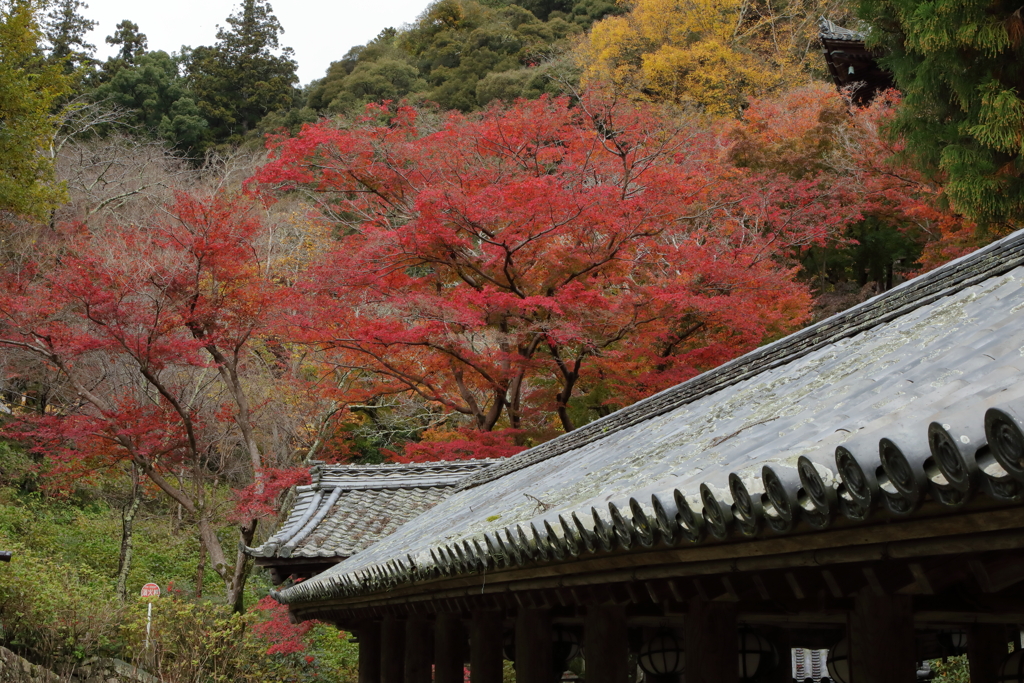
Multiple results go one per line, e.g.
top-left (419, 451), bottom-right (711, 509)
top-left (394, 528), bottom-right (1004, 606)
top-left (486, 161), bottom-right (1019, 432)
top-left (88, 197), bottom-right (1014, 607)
top-left (140, 583), bottom-right (160, 653)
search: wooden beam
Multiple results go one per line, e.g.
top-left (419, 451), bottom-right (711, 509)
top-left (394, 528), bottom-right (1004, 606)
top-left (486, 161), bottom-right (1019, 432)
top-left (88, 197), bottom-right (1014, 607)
top-left (904, 563), bottom-right (935, 595)
top-left (516, 608), bottom-right (553, 683)
top-left (973, 556), bottom-right (1024, 593)
top-left (860, 567), bottom-right (885, 597)
top-left (471, 610), bottom-right (504, 683)
top-left (358, 621), bottom-right (382, 683)
top-left (752, 575), bottom-right (772, 601)
top-left (685, 598), bottom-right (738, 683)
top-left (822, 570), bottom-right (845, 598)
top-left (435, 613), bottom-right (467, 683)
top-left (970, 560), bottom-right (996, 593)
top-left (848, 589), bottom-right (915, 683)
top-left (968, 624), bottom-right (1011, 683)
top-left (585, 605), bottom-right (629, 683)
top-left (404, 617), bottom-right (433, 683)
top-left (915, 610), bottom-right (1024, 624)
top-left (381, 617), bottom-right (407, 683)
top-left (785, 572), bottom-right (806, 600)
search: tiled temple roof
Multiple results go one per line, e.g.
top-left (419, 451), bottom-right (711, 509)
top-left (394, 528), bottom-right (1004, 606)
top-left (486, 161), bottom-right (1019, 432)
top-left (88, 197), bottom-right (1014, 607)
top-left (818, 17), bottom-right (867, 42)
top-left (246, 460), bottom-right (499, 561)
top-left (276, 230), bottom-right (1024, 606)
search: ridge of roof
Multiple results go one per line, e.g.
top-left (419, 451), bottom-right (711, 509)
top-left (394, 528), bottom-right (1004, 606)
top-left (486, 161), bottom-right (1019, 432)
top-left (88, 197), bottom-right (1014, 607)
top-left (311, 459), bottom-right (500, 476)
top-left (311, 458), bottom-right (500, 489)
top-left (455, 232), bottom-right (1024, 492)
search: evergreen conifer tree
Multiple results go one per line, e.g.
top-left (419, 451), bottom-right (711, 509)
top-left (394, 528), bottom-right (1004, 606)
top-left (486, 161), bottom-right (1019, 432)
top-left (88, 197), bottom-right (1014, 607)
top-left (860, 0), bottom-right (1024, 228)
top-left (43, 0), bottom-right (95, 75)
top-left (186, 0), bottom-right (298, 145)
top-left (99, 19), bottom-right (147, 78)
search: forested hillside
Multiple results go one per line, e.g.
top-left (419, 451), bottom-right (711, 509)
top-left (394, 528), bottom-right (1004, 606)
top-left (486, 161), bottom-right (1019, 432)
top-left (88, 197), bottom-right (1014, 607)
top-left (1, 0), bottom-right (1021, 677)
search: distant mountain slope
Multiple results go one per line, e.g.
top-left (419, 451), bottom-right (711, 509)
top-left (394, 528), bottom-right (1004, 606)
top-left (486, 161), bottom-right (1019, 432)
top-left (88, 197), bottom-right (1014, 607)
top-left (306, 0), bottom-right (619, 113)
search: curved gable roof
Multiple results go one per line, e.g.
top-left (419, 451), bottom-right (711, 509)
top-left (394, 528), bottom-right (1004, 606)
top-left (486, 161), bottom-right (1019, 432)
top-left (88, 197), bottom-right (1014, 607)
top-left (247, 460), bottom-right (499, 561)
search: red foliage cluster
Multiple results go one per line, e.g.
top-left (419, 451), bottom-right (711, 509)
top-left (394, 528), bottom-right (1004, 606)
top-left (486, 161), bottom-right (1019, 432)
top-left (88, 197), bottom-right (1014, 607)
top-left (400, 428), bottom-right (527, 462)
top-left (232, 467), bottom-right (312, 521)
top-left (251, 95), bottom-right (841, 446)
top-left (0, 193), bottom-right (284, 485)
top-left (728, 85), bottom-right (980, 274)
top-left (252, 595), bottom-right (315, 655)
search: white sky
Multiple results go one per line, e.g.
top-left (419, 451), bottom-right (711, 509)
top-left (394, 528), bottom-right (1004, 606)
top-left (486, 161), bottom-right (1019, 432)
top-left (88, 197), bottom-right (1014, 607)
top-left (83, 0), bottom-right (430, 85)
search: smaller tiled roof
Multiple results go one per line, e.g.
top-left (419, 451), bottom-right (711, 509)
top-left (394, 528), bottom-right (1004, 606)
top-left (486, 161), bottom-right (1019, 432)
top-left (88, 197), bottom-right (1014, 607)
top-left (818, 17), bottom-right (867, 42)
top-left (246, 460), bottom-right (499, 561)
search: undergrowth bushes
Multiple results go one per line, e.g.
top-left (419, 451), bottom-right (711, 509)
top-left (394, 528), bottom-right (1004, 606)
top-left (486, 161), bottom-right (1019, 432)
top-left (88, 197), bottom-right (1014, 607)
top-left (123, 599), bottom-right (299, 682)
top-left (0, 540), bottom-right (124, 674)
top-left (0, 482), bottom-right (358, 682)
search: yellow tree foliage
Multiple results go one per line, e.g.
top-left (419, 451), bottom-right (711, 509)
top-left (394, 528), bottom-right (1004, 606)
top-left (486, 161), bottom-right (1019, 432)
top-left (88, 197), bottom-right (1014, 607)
top-left (578, 0), bottom-right (851, 117)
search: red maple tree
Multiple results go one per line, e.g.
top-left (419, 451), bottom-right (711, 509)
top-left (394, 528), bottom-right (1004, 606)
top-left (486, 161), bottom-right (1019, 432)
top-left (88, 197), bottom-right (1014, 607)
top-left (251, 95), bottom-right (839, 452)
top-left (0, 192), bottom-right (306, 608)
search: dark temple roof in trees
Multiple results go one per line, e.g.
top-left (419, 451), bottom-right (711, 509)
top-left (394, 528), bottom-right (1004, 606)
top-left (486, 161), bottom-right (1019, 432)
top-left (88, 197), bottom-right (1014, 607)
top-left (277, 230), bottom-right (1024, 606)
top-left (818, 18), bottom-right (894, 103)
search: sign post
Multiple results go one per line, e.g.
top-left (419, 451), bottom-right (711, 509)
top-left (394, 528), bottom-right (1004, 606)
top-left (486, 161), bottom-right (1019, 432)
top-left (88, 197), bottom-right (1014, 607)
top-left (140, 583), bottom-right (160, 652)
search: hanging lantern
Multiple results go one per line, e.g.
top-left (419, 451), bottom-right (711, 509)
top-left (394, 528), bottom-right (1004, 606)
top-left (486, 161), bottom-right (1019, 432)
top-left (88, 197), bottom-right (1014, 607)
top-left (827, 638), bottom-right (850, 683)
top-left (998, 651), bottom-right (1024, 683)
top-left (553, 626), bottom-right (582, 669)
top-left (639, 631), bottom-right (685, 677)
top-left (937, 629), bottom-right (969, 656)
top-left (738, 629), bottom-right (775, 681)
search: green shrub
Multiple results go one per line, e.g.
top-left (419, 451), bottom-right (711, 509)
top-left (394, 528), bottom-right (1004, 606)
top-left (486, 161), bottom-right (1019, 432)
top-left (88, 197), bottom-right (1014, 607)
top-left (122, 597), bottom-right (308, 683)
top-left (304, 623), bottom-right (360, 681)
top-left (0, 541), bottom-right (125, 673)
top-left (931, 655), bottom-right (969, 683)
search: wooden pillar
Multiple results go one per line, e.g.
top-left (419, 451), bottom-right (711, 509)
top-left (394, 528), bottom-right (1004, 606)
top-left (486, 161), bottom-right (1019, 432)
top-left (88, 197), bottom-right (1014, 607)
top-left (968, 624), bottom-right (1010, 683)
top-left (358, 621), bottom-right (383, 683)
top-left (405, 617), bottom-right (433, 683)
top-left (848, 589), bottom-right (915, 683)
top-left (516, 608), bottom-right (553, 683)
top-left (684, 598), bottom-right (738, 683)
top-left (472, 610), bottom-right (505, 683)
top-left (768, 629), bottom-right (792, 683)
top-left (585, 605), bottom-right (629, 683)
top-left (436, 613), bottom-right (467, 683)
top-left (382, 616), bottom-right (407, 683)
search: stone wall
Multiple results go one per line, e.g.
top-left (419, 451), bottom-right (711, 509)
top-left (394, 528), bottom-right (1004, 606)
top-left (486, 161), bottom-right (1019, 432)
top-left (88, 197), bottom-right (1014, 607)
top-left (0, 648), bottom-right (157, 683)
top-left (0, 647), bottom-right (59, 683)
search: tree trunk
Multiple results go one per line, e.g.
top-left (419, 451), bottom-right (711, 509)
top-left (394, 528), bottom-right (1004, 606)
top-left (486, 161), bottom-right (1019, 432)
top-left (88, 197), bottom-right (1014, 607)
top-left (226, 519), bottom-right (258, 612)
top-left (115, 464), bottom-right (143, 603)
top-left (196, 537), bottom-right (206, 599)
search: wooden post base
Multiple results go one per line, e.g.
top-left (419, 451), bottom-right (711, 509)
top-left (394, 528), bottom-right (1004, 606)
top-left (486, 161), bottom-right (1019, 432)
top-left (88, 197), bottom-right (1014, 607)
top-left (472, 610), bottom-right (504, 683)
top-left (585, 605), bottom-right (629, 683)
top-left (405, 616), bottom-right (433, 683)
top-left (382, 616), bottom-right (407, 683)
top-left (358, 621), bottom-right (382, 683)
top-left (435, 613), bottom-right (468, 683)
top-left (516, 608), bottom-right (553, 683)
top-left (849, 589), bottom-right (915, 683)
top-left (684, 598), bottom-right (739, 683)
